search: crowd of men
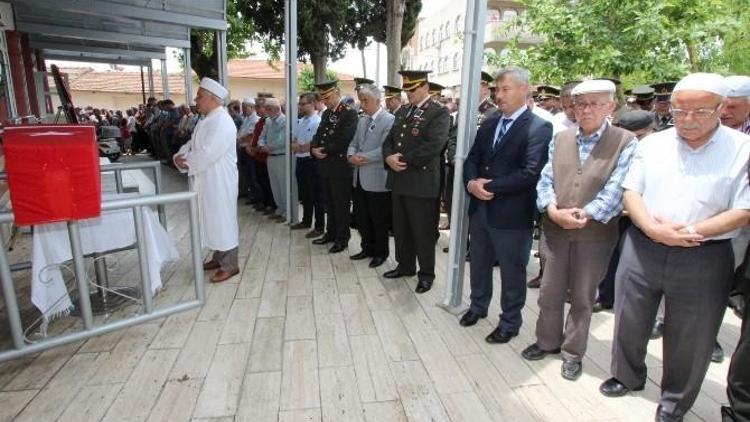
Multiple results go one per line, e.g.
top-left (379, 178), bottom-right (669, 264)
top-left (168, 67), bottom-right (750, 422)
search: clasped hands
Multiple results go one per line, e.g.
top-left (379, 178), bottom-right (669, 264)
top-left (645, 215), bottom-right (704, 247)
top-left (385, 153), bottom-right (407, 172)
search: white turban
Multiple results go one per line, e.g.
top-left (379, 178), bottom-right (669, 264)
top-left (242, 97), bottom-right (256, 105)
top-left (725, 76), bottom-right (750, 98)
top-left (673, 73), bottom-right (728, 97)
top-left (199, 77), bottom-right (228, 100)
top-left (571, 79), bottom-right (616, 96)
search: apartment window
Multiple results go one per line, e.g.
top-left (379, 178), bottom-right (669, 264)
top-left (455, 15), bottom-right (461, 34)
top-left (453, 52), bottom-right (460, 70)
top-left (431, 29), bottom-right (437, 46)
top-left (502, 10), bottom-right (518, 21)
top-left (444, 21), bottom-right (450, 39)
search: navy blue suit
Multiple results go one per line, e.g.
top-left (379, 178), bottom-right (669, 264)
top-left (463, 108), bottom-right (552, 331)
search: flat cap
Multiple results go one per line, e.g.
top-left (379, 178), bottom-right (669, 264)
top-left (571, 79), bottom-right (616, 96)
top-left (617, 110), bottom-right (653, 131)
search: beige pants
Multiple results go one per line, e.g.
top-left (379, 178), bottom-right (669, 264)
top-left (534, 232), bottom-right (615, 362)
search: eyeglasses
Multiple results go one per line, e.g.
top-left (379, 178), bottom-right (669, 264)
top-left (573, 102), bottom-right (608, 110)
top-left (670, 105), bottom-right (720, 120)
top-left (298, 102), bottom-right (311, 106)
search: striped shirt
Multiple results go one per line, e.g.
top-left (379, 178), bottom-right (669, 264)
top-left (622, 124), bottom-right (750, 239)
top-left (537, 120), bottom-right (638, 223)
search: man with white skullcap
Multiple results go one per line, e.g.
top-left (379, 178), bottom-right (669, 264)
top-left (722, 75), bottom-right (750, 135)
top-left (600, 73), bottom-right (750, 422)
top-left (174, 77), bottom-right (241, 283)
top-left (521, 79), bottom-right (638, 381)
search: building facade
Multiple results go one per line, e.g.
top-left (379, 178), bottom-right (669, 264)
top-left (403, 0), bottom-right (540, 96)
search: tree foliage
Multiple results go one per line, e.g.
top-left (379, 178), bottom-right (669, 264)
top-left (189, 0), bottom-right (254, 80)
top-left (488, 0), bottom-right (746, 85)
top-left (346, 0), bottom-right (422, 51)
top-left (298, 66), bottom-right (339, 93)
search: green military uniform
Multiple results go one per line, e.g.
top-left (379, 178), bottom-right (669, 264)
top-left (310, 80), bottom-right (359, 249)
top-left (382, 70), bottom-right (450, 292)
top-left (651, 82), bottom-right (676, 132)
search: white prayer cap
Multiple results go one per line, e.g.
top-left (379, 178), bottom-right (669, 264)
top-left (673, 73), bottom-right (728, 97)
top-left (199, 77), bottom-right (228, 100)
top-left (724, 76), bottom-right (750, 98)
top-left (264, 97), bottom-right (280, 107)
top-left (242, 97), bottom-right (256, 105)
top-left (571, 79), bottom-right (616, 96)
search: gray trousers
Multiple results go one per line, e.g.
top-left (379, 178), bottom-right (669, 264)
top-left (611, 227), bottom-right (733, 418)
top-left (267, 155), bottom-right (287, 217)
top-left (212, 247), bottom-right (239, 272)
top-left (535, 230), bottom-right (616, 362)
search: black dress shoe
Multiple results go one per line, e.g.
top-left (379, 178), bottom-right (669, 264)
top-left (712, 341), bottom-right (724, 363)
top-left (650, 320), bottom-right (665, 340)
top-left (485, 327), bottom-right (519, 344)
top-left (561, 359), bottom-right (582, 381)
top-left (305, 228), bottom-right (324, 239)
top-left (383, 269), bottom-right (416, 279)
top-left (415, 279), bottom-right (433, 294)
top-left (527, 275), bottom-right (542, 288)
top-left (593, 301), bottom-right (613, 313)
top-left (599, 377), bottom-right (644, 397)
top-left (459, 310), bottom-right (487, 327)
top-left (521, 343), bottom-right (561, 360)
top-left (369, 256), bottom-right (386, 268)
top-left (350, 251), bottom-right (369, 260)
top-left (329, 243), bottom-right (347, 253)
top-left (312, 236), bottom-right (332, 245)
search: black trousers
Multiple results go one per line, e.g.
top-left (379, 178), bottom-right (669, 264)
top-left (469, 203), bottom-right (532, 332)
top-left (238, 146), bottom-right (252, 198)
top-left (254, 161), bottom-right (275, 208)
top-left (611, 227), bottom-right (733, 419)
top-left (321, 175), bottom-right (352, 244)
top-left (296, 157), bottom-right (325, 230)
top-left (392, 193), bottom-right (439, 281)
top-left (353, 182), bottom-right (391, 258)
top-left (727, 292), bottom-right (750, 421)
top-left (443, 164), bottom-right (455, 221)
top-left (596, 217), bottom-right (632, 306)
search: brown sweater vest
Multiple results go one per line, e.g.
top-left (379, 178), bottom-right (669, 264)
top-left (543, 125), bottom-right (633, 242)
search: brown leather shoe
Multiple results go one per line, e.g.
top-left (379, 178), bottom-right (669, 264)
top-left (203, 260), bottom-right (220, 271)
top-left (210, 269), bottom-right (239, 283)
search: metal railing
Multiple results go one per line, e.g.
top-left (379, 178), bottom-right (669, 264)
top-left (0, 191), bottom-right (205, 362)
top-left (101, 161), bottom-right (167, 227)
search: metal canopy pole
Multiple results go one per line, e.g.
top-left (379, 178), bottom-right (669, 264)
top-left (284, 0), bottom-right (299, 225)
top-left (147, 62), bottom-right (155, 99)
top-left (160, 58), bottom-right (170, 99)
top-left (216, 30), bottom-right (228, 87)
top-left (184, 48), bottom-right (193, 104)
top-left (440, 0), bottom-right (488, 313)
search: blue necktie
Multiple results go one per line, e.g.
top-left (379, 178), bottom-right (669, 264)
top-left (493, 118), bottom-right (513, 151)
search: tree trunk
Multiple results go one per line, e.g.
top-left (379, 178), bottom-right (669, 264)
top-left (311, 52), bottom-right (328, 83)
top-left (360, 47), bottom-right (367, 78)
top-left (386, 0), bottom-right (406, 86)
top-left (190, 31), bottom-right (219, 80)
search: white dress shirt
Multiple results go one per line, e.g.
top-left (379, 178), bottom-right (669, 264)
top-left (622, 124), bottom-right (750, 239)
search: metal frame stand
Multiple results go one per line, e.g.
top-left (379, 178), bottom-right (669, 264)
top-left (439, 0), bottom-right (488, 315)
top-left (284, 0), bottom-right (299, 225)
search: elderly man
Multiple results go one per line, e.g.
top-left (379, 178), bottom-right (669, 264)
top-left (348, 84), bottom-right (395, 268)
top-left (237, 97), bottom-right (259, 202)
top-left (600, 73), bottom-right (750, 422)
top-left (521, 79), bottom-right (637, 381)
top-left (174, 78), bottom-right (240, 283)
top-left (310, 79), bottom-right (359, 253)
top-left (382, 70), bottom-right (450, 293)
top-left (291, 92), bottom-right (325, 237)
top-left (722, 75), bottom-right (750, 135)
top-left (461, 67), bottom-right (553, 343)
top-left (258, 97), bottom-right (288, 222)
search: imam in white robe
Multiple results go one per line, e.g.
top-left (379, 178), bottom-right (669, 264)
top-left (174, 106), bottom-right (239, 251)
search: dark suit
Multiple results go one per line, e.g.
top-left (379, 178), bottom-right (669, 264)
top-left (463, 108), bottom-right (552, 332)
top-left (311, 102), bottom-right (359, 244)
top-left (383, 98), bottom-right (450, 281)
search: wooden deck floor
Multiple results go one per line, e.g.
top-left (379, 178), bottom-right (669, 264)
top-left (0, 158), bottom-right (738, 421)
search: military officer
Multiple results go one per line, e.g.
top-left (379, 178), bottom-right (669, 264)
top-left (429, 82), bottom-right (445, 100)
top-left (310, 79), bottom-right (359, 253)
top-left (478, 71), bottom-right (499, 126)
top-left (383, 70), bottom-right (450, 293)
top-left (384, 85), bottom-right (404, 115)
top-left (651, 81), bottom-right (676, 131)
top-left (632, 85), bottom-right (655, 111)
top-left (536, 85), bottom-right (561, 114)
